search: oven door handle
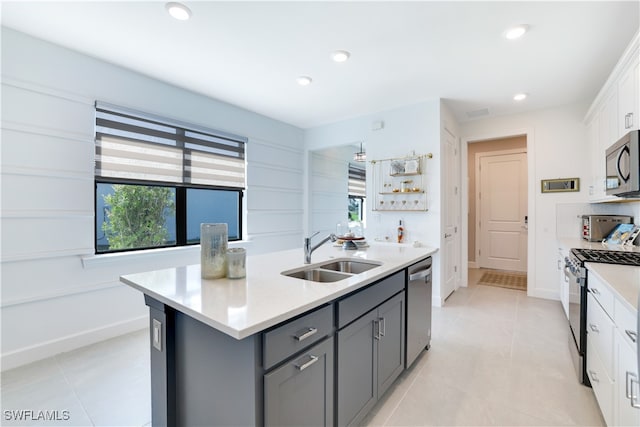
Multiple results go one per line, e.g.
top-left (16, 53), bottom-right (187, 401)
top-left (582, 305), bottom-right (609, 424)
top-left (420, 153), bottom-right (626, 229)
top-left (563, 266), bottom-right (583, 286)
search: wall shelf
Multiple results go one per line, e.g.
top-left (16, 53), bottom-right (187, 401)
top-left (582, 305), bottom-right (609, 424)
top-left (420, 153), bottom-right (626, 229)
top-left (371, 154), bottom-right (431, 212)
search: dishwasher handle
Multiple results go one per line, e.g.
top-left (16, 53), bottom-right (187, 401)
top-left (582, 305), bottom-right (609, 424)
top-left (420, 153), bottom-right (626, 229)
top-left (409, 268), bottom-right (432, 281)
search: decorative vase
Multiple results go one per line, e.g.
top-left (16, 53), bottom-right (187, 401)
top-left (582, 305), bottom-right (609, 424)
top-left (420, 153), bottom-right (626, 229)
top-left (201, 223), bottom-right (228, 279)
top-left (226, 248), bottom-right (246, 279)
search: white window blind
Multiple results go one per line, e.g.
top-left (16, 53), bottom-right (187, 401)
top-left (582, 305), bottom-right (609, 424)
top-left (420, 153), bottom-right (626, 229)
top-left (95, 103), bottom-right (246, 188)
top-left (348, 164), bottom-right (366, 197)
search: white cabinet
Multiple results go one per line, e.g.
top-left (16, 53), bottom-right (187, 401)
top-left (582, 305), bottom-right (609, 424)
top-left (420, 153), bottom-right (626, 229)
top-left (615, 297), bottom-right (640, 426)
top-left (586, 33), bottom-right (639, 202)
top-left (585, 270), bottom-right (640, 426)
top-left (617, 57), bottom-right (640, 135)
top-left (616, 331), bottom-right (640, 426)
top-left (558, 247), bottom-right (569, 319)
top-left (590, 91), bottom-right (620, 202)
top-left (587, 291), bottom-right (615, 426)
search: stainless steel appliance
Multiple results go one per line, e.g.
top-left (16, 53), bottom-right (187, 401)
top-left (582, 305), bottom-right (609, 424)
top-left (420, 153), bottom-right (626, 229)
top-left (581, 214), bottom-right (634, 241)
top-left (606, 130), bottom-right (640, 197)
top-left (565, 248), bottom-right (640, 386)
top-left (406, 257), bottom-right (432, 368)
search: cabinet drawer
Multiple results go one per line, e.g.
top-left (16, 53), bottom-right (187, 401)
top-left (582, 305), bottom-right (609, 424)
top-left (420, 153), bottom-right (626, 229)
top-left (337, 270), bottom-right (404, 329)
top-left (588, 273), bottom-right (614, 318)
top-left (587, 338), bottom-right (614, 426)
top-left (263, 304), bottom-right (334, 370)
top-left (615, 298), bottom-right (639, 350)
top-left (587, 293), bottom-right (615, 380)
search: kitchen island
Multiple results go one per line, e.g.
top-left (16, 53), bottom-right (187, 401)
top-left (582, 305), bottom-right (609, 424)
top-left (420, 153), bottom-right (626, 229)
top-left (121, 242), bottom-right (437, 426)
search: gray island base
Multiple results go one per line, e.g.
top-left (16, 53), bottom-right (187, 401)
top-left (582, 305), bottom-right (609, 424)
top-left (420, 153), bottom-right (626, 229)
top-left (121, 244), bottom-right (437, 426)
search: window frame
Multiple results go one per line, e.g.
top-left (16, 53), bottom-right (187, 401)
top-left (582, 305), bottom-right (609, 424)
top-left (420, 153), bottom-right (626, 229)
top-left (94, 103), bottom-right (246, 255)
top-left (95, 177), bottom-right (244, 254)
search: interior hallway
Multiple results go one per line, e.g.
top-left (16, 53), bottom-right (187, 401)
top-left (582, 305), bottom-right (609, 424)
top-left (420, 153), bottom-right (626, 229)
top-left (1, 269), bottom-right (603, 426)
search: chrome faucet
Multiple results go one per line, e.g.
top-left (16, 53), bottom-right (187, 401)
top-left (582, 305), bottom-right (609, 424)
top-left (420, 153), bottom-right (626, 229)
top-left (304, 232), bottom-right (337, 264)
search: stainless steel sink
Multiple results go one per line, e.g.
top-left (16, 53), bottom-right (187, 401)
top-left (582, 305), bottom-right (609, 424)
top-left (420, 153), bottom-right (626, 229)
top-left (281, 259), bottom-right (382, 282)
top-left (317, 260), bottom-right (381, 274)
top-left (283, 268), bottom-right (352, 282)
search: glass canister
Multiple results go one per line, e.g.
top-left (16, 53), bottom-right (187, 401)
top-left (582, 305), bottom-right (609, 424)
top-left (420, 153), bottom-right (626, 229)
top-left (226, 248), bottom-right (246, 279)
top-left (201, 223), bottom-right (228, 279)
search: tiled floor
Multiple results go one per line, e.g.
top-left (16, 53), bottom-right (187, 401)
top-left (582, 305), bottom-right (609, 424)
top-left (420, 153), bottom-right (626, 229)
top-left (1, 268), bottom-right (604, 426)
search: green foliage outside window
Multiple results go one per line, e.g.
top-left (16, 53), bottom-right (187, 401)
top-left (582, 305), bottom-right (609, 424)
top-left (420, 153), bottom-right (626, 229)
top-left (102, 185), bottom-right (175, 250)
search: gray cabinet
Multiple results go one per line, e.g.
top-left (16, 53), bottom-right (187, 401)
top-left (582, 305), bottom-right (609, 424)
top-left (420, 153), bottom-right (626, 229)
top-left (264, 336), bottom-right (334, 427)
top-left (337, 291), bottom-right (405, 426)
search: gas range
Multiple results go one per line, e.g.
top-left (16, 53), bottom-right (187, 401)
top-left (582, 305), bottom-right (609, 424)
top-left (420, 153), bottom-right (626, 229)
top-left (570, 248), bottom-right (640, 267)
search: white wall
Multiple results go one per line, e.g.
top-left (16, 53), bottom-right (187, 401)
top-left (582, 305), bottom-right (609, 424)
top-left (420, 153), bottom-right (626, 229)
top-left (1, 28), bottom-right (305, 370)
top-left (461, 103), bottom-right (591, 300)
top-left (305, 100), bottom-right (446, 303)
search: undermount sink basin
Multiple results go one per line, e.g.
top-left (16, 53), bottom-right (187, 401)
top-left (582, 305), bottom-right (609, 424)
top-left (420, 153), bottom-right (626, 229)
top-left (282, 258), bottom-right (382, 282)
top-left (283, 268), bottom-right (352, 282)
top-left (317, 260), bottom-right (381, 274)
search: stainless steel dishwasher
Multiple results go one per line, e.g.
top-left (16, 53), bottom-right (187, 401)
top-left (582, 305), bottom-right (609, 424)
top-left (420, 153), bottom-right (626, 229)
top-left (406, 257), bottom-right (432, 368)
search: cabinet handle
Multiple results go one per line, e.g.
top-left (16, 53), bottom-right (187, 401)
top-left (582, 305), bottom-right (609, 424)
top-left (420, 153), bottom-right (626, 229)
top-left (557, 259), bottom-right (561, 270)
top-left (589, 370), bottom-right (600, 383)
top-left (630, 376), bottom-right (640, 409)
top-left (626, 330), bottom-right (638, 343)
top-left (630, 113), bottom-right (634, 128)
top-left (293, 327), bottom-right (317, 341)
top-left (589, 324), bottom-right (600, 333)
top-left (625, 113), bottom-right (630, 129)
top-left (373, 320), bottom-right (380, 340)
top-left (379, 317), bottom-right (386, 338)
top-left (295, 354), bottom-right (319, 371)
top-left (626, 371), bottom-right (637, 399)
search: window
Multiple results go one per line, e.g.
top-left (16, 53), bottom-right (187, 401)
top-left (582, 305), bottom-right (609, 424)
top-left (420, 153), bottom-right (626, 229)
top-left (348, 163), bottom-right (366, 222)
top-left (95, 102), bottom-right (246, 253)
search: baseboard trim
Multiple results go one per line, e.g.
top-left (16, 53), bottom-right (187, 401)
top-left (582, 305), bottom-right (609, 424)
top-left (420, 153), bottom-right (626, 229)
top-left (1, 315), bottom-right (148, 371)
top-left (468, 261), bottom-right (478, 269)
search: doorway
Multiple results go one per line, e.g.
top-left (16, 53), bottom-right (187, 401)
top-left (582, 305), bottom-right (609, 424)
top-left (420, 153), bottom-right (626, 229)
top-left (467, 136), bottom-right (528, 288)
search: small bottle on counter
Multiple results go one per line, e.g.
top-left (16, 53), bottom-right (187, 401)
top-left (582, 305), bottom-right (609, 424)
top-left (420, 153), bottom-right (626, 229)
top-left (397, 220), bottom-right (404, 243)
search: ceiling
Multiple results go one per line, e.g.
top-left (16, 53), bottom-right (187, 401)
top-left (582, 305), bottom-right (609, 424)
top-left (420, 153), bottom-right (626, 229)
top-left (2, 1), bottom-right (638, 129)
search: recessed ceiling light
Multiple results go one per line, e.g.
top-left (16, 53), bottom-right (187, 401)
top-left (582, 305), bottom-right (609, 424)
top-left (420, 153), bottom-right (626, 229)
top-left (513, 93), bottom-right (528, 101)
top-left (332, 50), bottom-right (351, 63)
top-left (504, 24), bottom-right (529, 40)
top-left (296, 76), bottom-right (313, 86)
top-left (166, 2), bottom-right (191, 21)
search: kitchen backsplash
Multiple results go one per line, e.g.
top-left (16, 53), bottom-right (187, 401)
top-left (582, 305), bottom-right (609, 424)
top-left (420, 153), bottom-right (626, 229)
top-left (556, 202), bottom-right (640, 242)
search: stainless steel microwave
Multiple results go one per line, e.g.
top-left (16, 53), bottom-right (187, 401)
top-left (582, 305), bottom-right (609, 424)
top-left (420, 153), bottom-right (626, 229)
top-left (606, 130), bottom-right (640, 197)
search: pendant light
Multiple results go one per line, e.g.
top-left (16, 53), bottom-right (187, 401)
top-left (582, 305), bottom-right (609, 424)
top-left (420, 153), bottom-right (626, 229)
top-left (353, 142), bottom-right (366, 162)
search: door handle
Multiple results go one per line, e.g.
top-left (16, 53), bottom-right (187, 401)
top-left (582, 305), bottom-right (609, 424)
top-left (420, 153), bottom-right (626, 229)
top-left (444, 233), bottom-right (452, 238)
top-left (589, 324), bottom-right (600, 333)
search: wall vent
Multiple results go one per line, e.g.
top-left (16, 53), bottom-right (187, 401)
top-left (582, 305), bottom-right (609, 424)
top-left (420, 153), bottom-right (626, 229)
top-left (466, 108), bottom-right (490, 119)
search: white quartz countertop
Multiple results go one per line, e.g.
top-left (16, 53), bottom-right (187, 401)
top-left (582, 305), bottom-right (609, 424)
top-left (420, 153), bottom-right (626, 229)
top-left (121, 242), bottom-right (438, 340)
top-left (586, 263), bottom-right (640, 313)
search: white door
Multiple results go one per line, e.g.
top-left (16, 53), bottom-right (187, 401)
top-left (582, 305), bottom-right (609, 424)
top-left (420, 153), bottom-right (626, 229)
top-left (442, 129), bottom-right (460, 300)
top-left (477, 152), bottom-right (527, 272)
